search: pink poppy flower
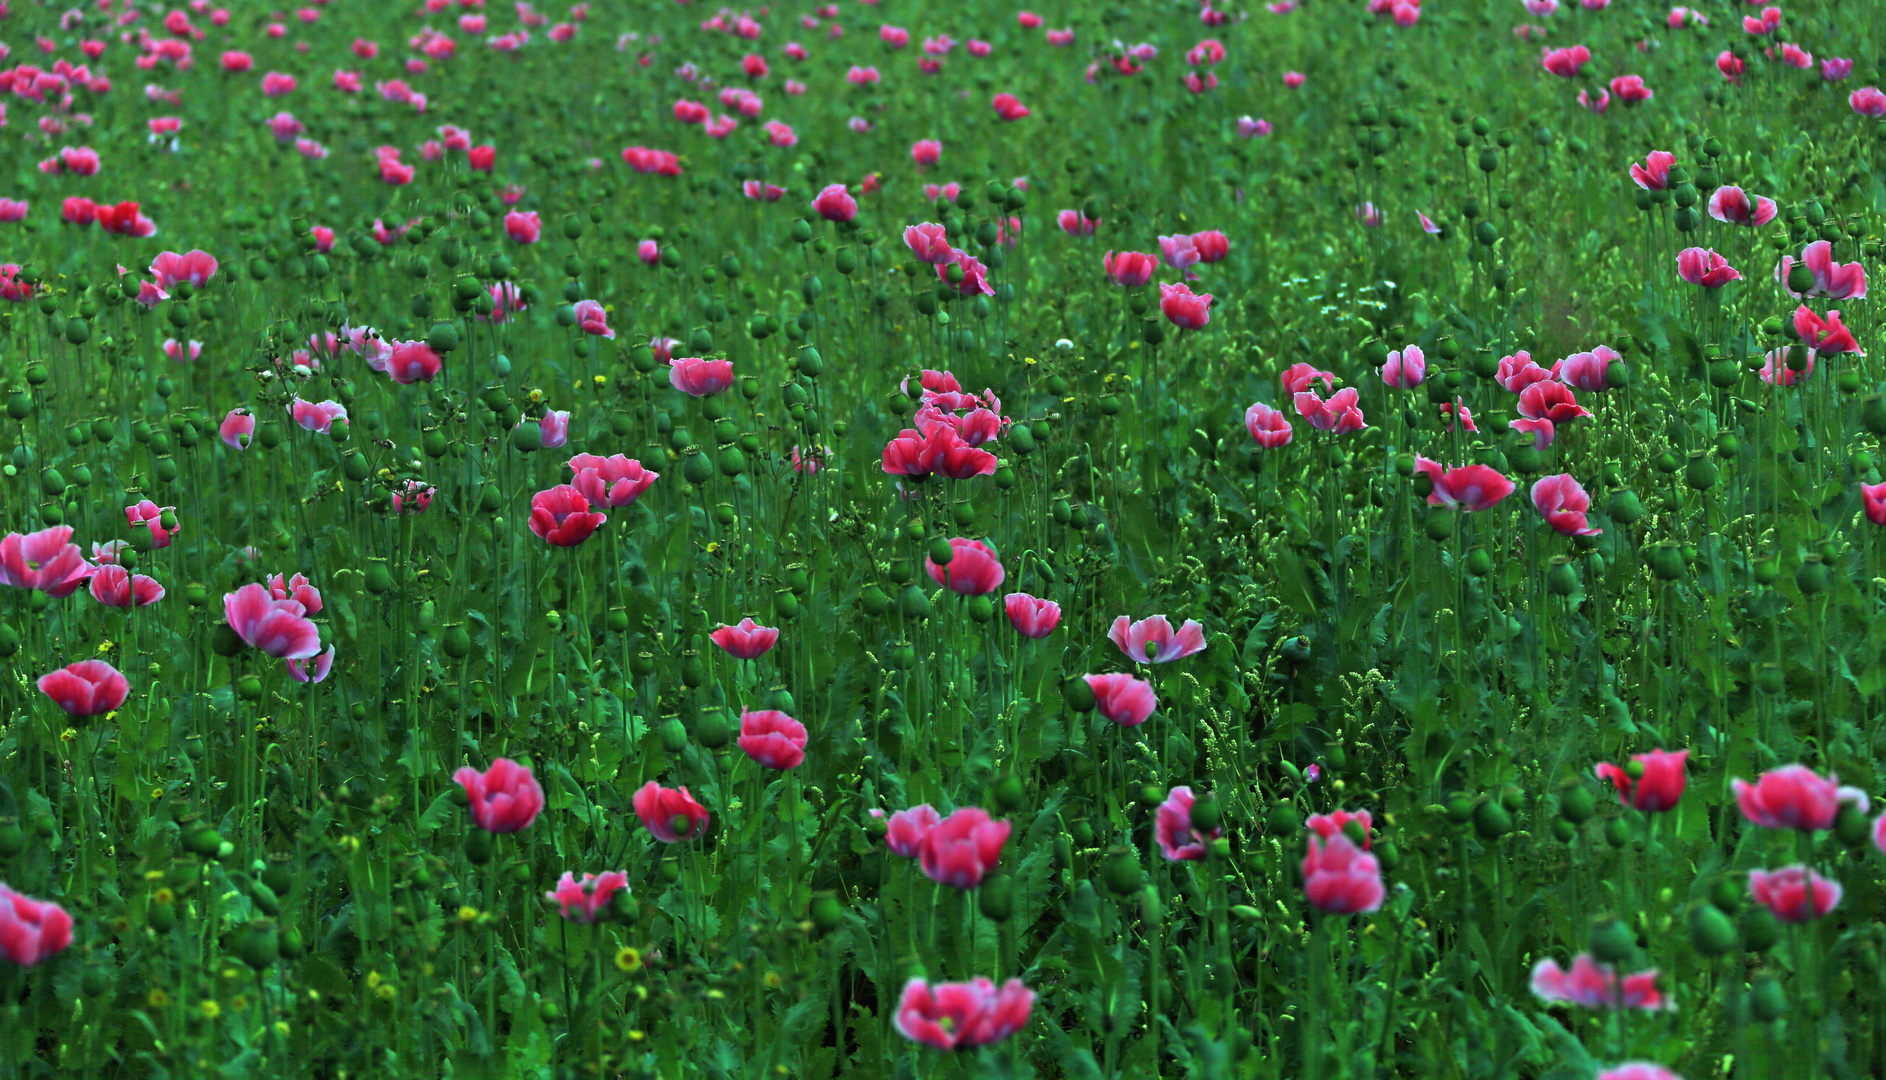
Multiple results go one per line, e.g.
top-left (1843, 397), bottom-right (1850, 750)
top-left (1530, 954), bottom-right (1670, 1010)
top-left (1413, 458), bottom-right (1515, 511)
top-left (1293, 388), bottom-right (1366, 433)
top-left (894, 977), bottom-right (1034, 1049)
top-left (633, 782), bottom-right (709, 842)
top-left (1302, 834), bottom-right (1384, 914)
top-left (1086, 672), bottom-right (1157, 726)
top-left (738, 709), bottom-right (808, 770)
top-left (38, 659), bottom-right (129, 716)
top-left (1156, 786), bottom-right (1222, 861)
top-left (1748, 866), bottom-right (1841, 923)
top-left (710, 617), bottom-right (779, 659)
top-left (918, 807), bottom-right (1010, 889)
top-left (1531, 474), bottom-right (1602, 536)
top-left (1245, 401), bottom-right (1294, 448)
top-left (545, 871), bottom-right (628, 924)
top-left (454, 758), bottom-right (545, 833)
top-left (1003, 593), bottom-right (1061, 638)
top-left (1109, 615), bottom-right (1207, 664)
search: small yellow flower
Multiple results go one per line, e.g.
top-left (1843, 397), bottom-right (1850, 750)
top-left (1024, 357), bottom-right (1038, 365)
top-left (706, 989), bottom-right (726, 1001)
top-left (153, 888), bottom-right (174, 905)
top-left (632, 985), bottom-right (648, 1001)
top-left (627, 1029), bottom-right (646, 1042)
top-left (458, 906), bottom-right (480, 924)
top-left (375, 984), bottom-right (397, 1002)
top-left (527, 389), bottom-right (545, 404)
top-left (274, 1021), bottom-right (291, 1038)
top-left (97, 640), bottom-right (114, 654)
top-left (149, 787), bottom-right (164, 801)
top-left (60, 729), bottom-right (77, 743)
top-left (592, 375), bottom-right (607, 387)
top-left (221, 968), bottom-right (242, 981)
top-left (230, 995), bottom-right (250, 1012)
top-left (614, 946), bottom-right (643, 973)
top-left (367, 971), bottom-right (383, 989)
top-left (148, 989), bottom-right (169, 1008)
top-left (198, 1000), bottom-right (221, 1020)
top-left (144, 870), bottom-right (165, 882)
top-left (705, 541), bottom-right (720, 554)
top-left (763, 971), bottom-right (783, 990)
top-left (422, 963), bottom-right (435, 977)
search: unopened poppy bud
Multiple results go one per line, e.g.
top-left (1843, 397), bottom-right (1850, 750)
top-left (1423, 507), bottom-right (1456, 541)
top-left (991, 773), bottom-right (1025, 813)
top-left (895, 583), bottom-right (932, 619)
top-left (977, 875), bottom-right (1014, 923)
top-left (1550, 818), bottom-right (1577, 842)
top-left (1101, 846), bottom-right (1142, 896)
top-left (1834, 803), bottom-right (1870, 846)
top-left (1546, 556), bottom-right (1578, 596)
top-left (1189, 792), bottom-right (1222, 833)
top-left (1443, 795), bottom-right (1475, 824)
top-left (1752, 559), bottom-right (1780, 587)
top-left (1743, 908), bottom-right (1782, 956)
top-left (810, 893), bottom-right (845, 933)
top-left (465, 828), bottom-right (493, 865)
top-left (1748, 974), bottom-right (1786, 1020)
top-left (1465, 546), bottom-right (1493, 576)
top-left (1266, 803), bottom-right (1301, 834)
top-left (1472, 798), bottom-right (1511, 839)
top-left (967, 595), bottom-right (995, 622)
top-left (1648, 543), bottom-right (1686, 582)
top-left (1588, 917), bottom-right (1634, 964)
top-left (859, 584), bottom-right (891, 615)
top-left (1602, 817), bottom-right (1631, 847)
top-left (1687, 903), bottom-right (1737, 957)
top-left (1061, 675), bottom-right (1096, 711)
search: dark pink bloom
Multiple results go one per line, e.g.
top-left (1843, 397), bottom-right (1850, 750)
top-left (1293, 388), bottom-right (1366, 433)
top-left (573, 300), bottom-right (615, 339)
top-left (1531, 474), bottom-right (1601, 536)
top-left (925, 538), bottom-right (1005, 595)
top-left (1595, 748), bottom-right (1688, 811)
top-left (1238, 116), bottom-right (1272, 138)
top-left (286, 644), bottom-right (336, 684)
top-left (1086, 672), bottom-right (1157, 726)
top-left (1302, 834), bottom-right (1384, 914)
top-left (1600, 1066), bottom-right (1681, 1080)
top-left (1110, 615), bottom-right (1206, 664)
top-left (1190, 230), bottom-right (1229, 263)
top-left (1552, 346), bottom-right (1619, 391)
top-left (1823, 58), bottom-right (1853, 81)
top-left (910, 139), bottom-right (941, 167)
top-left (123, 500), bottom-right (176, 547)
top-left (710, 618), bottom-right (779, 659)
top-left (268, 573), bottom-right (323, 614)
top-left (1103, 250), bottom-right (1157, 287)
top-left (1759, 347), bottom-right (1812, 387)
top-left (1057, 210), bottom-right (1098, 236)
top-left (1156, 786), bottom-right (1222, 861)
top-left (885, 805), bottom-right (940, 857)
top-left (1414, 458), bottom-right (1515, 511)
top-left (1284, 71), bottom-right (1305, 87)
top-left (37, 659), bottom-right (128, 716)
top-left (1281, 363), bottom-right (1335, 394)
top-left (918, 807), bottom-right (1010, 889)
top-left (937, 249), bottom-right (995, 296)
top-left (1003, 593), bottom-right (1061, 638)
top-left (1718, 51), bottom-right (1746, 85)
top-left (529, 486), bottom-right (605, 547)
top-left (742, 179), bottom-right (785, 201)
top-left (0, 886), bottom-right (74, 968)
top-left (569, 454), bottom-right (658, 508)
top-left (1245, 401), bottom-right (1294, 447)
top-left (372, 341), bottom-right (442, 384)
top-left (669, 357), bottom-right (735, 396)
top-left (1609, 74), bottom-right (1653, 103)
top-left (905, 222), bottom-right (953, 263)
top-left (1628, 150), bottom-right (1675, 191)
top-left (1864, 482), bottom-right (1886, 526)
top-left (1518, 381), bottom-right (1592, 423)
top-left (546, 871), bottom-right (628, 924)
top-left (1748, 866), bottom-right (1841, 923)
top-left (89, 565), bottom-right (164, 608)
top-left (223, 582), bottom-right (322, 659)
top-left (1707, 187), bottom-right (1775, 227)
top-left (149, 249), bottom-right (217, 289)
top-left (1541, 44), bottom-right (1590, 77)
top-left (1793, 306), bottom-right (1862, 355)
top-left (992, 93), bottom-right (1030, 120)
top-left (504, 211), bottom-right (541, 244)
top-left (738, 709), bottom-right (808, 770)
top-left (1497, 351), bottom-right (1554, 392)
top-left (289, 398), bottom-right (347, 433)
top-left (1159, 234), bottom-right (1200, 270)
top-left (1307, 809), bottom-right (1373, 849)
top-left (633, 782), bottom-right (709, 842)
top-left (454, 758), bottom-right (545, 833)
top-left (895, 977), bottom-right (1034, 1049)
top-left (811, 183), bottom-right (857, 222)
top-left (1733, 764), bottom-right (1867, 831)
top-left (1676, 247), bottom-right (1740, 288)
top-left (1776, 241), bottom-right (1867, 300)
top-left (1742, 5), bottom-right (1780, 34)
top-left (1159, 282), bottom-right (1213, 329)
top-left (1381, 345), bottom-right (1425, 388)
top-left (538, 411), bottom-right (570, 450)
top-left (1530, 954), bottom-right (1670, 1010)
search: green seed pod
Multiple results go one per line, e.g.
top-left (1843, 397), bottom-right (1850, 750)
top-left (1189, 791), bottom-right (1222, 833)
top-left (478, 483), bottom-right (502, 513)
top-left (1749, 974), bottom-right (1786, 1020)
top-left (1472, 798), bottom-right (1512, 840)
top-left (1835, 803), bottom-right (1870, 846)
top-left (1267, 802), bottom-right (1301, 835)
top-left (464, 828), bottom-right (494, 866)
top-left (1742, 907), bottom-right (1781, 954)
top-left (1688, 903), bottom-right (1737, 957)
top-left (278, 927), bottom-right (305, 958)
top-left (1795, 556), bottom-right (1828, 595)
top-left (1684, 453), bottom-right (1718, 491)
top-left (859, 584), bottom-right (891, 615)
top-left (1424, 507), bottom-right (1457, 542)
top-left (1648, 543), bottom-right (1686, 582)
top-left (1550, 818), bottom-right (1577, 843)
top-left (977, 875), bottom-right (1014, 923)
top-left (1603, 816), bottom-right (1632, 847)
top-left (896, 583), bottom-right (932, 620)
top-left (1100, 846), bottom-right (1142, 896)
top-left (1588, 917), bottom-right (1635, 965)
top-left (147, 896), bottom-right (178, 933)
top-left (1061, 674), bottom-right (1096, 712)
top-left (680, 651), bottom-right (707, 688)
top-left (1558, 785), bottom-right (1595, 823)
top-left (441, 624), bottom-right (473, 659)
top-left (967, 594), bottom-right (994, 622)
top-left (810, 893), bottom-right (846, 933)
top-left (681, 448), bottom-right (714, 486)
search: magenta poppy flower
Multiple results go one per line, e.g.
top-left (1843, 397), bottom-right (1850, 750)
top-left (0, 885), bottom-right (74, 968)
top-left (1595, 748), bottom-right (1688, 811)
top-left (1706, 186), bottom-right (1775, 227)
top-left (1864, 482), bottom-right (1886, 526)
top-left (1530, 954), bottom-right (1670, 1010)
top-left (1628, 150), bottom-right (1675, 191)
top-left (149, 248), bottom-right (218, 290)
top-left (1732, 764), bottom-right (1867, 831)
top-left (528, 485), bottom-right (606, 547)
top-left (924, 538), bottom-right (1005, 595)
top-left (503, 210), bottom-right (541, 243)
top-left (1792, 307), bottom-right (1862, 355)
top-left (1748, 865), bottom-right (1841, 923)
top-left (88, 565), bottom-right (164, 608)
top-left (1531, 474), bottom-right (1601, 536)
top-left (1676, 247), bottom-right (1740, 288)
top-left (38, 659), bottom-right (129, 717)
top-left (1381, 345), bottom-right (1425, 388)
top-left (810, 183), bottom-right (857, 222)
top-left (454, 758), bottom-right (545, 834)
top-left (289, 398), bottom-right (347, 433)
top-left (569, 454), bottom-right (658, 508)
top-left (545, 871), bottom-right (629, 924)
top-left (1003, 593), bottom-right (1061, 638)
top-left (1776, 241), bottom-right (1867, 300)
top-left (1307, 809), bottom-right (1373, 848)
top-left (904, 223), bottom-right (953, 263)
top-left (738, 709), bottom-right (808, 770)
top-left (991, 92), bottom-right (1031, 120)
top-left (1599, 1065), bottom-right (1681, 1080)
top-left (1414, 458), bottom-right (1515, 511)
top-left (0, 527), bottom-right (94, 599)
top-left (1517, 381), bottom-right (1592, 423)
top-left (1497, 351), bottom-right (1554, 392)
top-left (1293, 387), bottom-right (1366, 433)
top-left (1056, 210), bottom-right (1098, 236)
top-left (1552, 346), bottom-right (1618, 391)
top-left (124, 500), bottom-right (177, 547)
top-left (885, 805), bottom-right (941, 857)
top-left (1159, 282), bottom-right (1213, 329)
top-left (918, 807), bottom-right (1010, 889)
top-left (710, 617), bottom-right (779, 659)
top-left (573, 299), bottom-right (615, 338)
top-left (633, 782), bottom-right (709, 843)
top-left (1302, 834), bottom-right (1384, 914)
top-left (1541, 44), bottom-right (1589, 77)
top-left (286, 644), bottom-right (336, 684)
top-left (1156, 786), bottom-right (1222, 861)
top-left (1158, 234), bottom-right (1200, 271)
top-left (223, 582), bottom-right (322, 659)
top-left (669, 357), bottom-right (735, 397)
top-left (1245, 401), bottom-right (1294, 448)
top-left (895, 977), bottom-right (1034, 1049)
top-left (1109, 614), bottom-right (1207, 664)
top-left (1102, 250), bottom-right (1156, 287)
top-left (1086, 672), bottom-right (1157, 727)
top-left (220, 408), bottom-right (254, 449)
top-left (1280, 363), bottom-right (1334, 394)
top-left (1609, 74), bottom-right (1653, 103)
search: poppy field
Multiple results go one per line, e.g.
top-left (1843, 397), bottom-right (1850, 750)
top-left (4, 0), bottom-right (1886, 1077)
